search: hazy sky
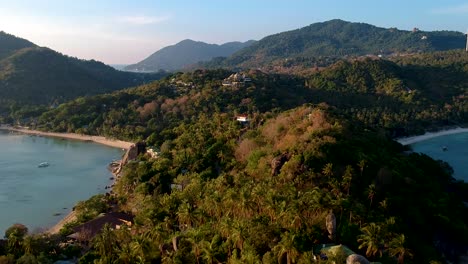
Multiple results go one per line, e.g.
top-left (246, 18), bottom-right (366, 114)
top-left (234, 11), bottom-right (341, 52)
top-left (0, 0), bottom-right (467, 64)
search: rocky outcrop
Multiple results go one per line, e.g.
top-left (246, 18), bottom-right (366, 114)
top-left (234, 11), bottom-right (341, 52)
top-left (113, 142), bottom-right (147, 176)
top-left (122, 142), bottom-right (146, 165)
top-left (271, 153), bottom-right (290, 176)
top-left (326, 210), bottom-right (336, 241)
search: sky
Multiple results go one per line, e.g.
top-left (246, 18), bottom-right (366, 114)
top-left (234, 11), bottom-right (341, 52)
top-left (0, 0), bottom-right (467, 64)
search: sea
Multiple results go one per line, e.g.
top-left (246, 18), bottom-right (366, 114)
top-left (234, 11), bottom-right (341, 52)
top-left (0, 131), bottom-right (124, 234)
top-left (410, 132), bottom-right (468, 182)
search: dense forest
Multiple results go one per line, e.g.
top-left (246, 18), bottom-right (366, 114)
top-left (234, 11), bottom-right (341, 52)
top-left (199, 19), bottom-right (466, 70)
top-left (0, 32), bottom-right (166, 119)
top-left (1, 105), bottom-right (467, 263)
top-left (0, 48), bottom-right (467, 262)
top-left (15, 52), bottom-right (466, 141)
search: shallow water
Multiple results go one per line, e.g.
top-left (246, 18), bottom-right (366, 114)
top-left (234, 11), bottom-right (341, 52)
top-left (410, 132), bottom-right (468, 182)
top-left (0, 131), bottom-right (124, 234)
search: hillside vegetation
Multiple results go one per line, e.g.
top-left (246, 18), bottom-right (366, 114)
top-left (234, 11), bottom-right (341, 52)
top-left (201, 19), bottom-right (466, 69)
top-left (0, 31), bottom-right (36, 60)
top-left (3, 104), bottom-right (466, 263)
top-left (0, 32), bottom-right (166, 118)
top-left (0, 27), bottom-right (467, 264)
top-left (26, 54), bottom-right (467, 140)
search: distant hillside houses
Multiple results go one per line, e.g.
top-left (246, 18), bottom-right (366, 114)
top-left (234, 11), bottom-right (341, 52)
top-left (147, 147), bottom-right (160, 159)
top-left (222, 72), bottom-right (251, 87)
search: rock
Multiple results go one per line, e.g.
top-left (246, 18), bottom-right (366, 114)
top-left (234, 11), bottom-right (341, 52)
top-left (122, 141), bottom-right (146, 165)
top-left (346, 254), bottom-right (370, 264)
top-left (326, 210), bottom-right (336, 241)
top-left (271, 153), bottom-right (290, 176)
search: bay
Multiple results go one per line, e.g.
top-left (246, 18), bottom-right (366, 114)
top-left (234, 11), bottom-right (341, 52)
top-left (410, 132), bottom-right (468, 182)
top-left (0, 131), bottom-right (124, 234)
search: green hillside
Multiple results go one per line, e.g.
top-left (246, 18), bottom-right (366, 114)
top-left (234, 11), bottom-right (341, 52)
top-left (1, 52), bottom-right (468, 263)
top-left (203, 19), bottom-right (465, 69)
top-left (124, 39), bottom-right (255, 72)
top-left (0, 31), bottom-right (36, 60)
top-left (25, 53), bottom-right (466, 139)
top-left (0, 33), bottom-right (167, 118)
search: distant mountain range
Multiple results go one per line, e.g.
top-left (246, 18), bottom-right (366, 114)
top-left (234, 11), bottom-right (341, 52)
top-left (124, 39), bottom-right (256, 72)
top-left (201, 19), bottom-right (466, 69)
top-left (0, 31), bottom-right (163, 108)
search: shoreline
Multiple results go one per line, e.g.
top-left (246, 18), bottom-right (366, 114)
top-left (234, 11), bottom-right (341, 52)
top-left (396, 127), bottom-right (468, 145)
top-left (0, 125), bottom-right (133, 149)
top-left (0, 125), bottom-right (131, 234)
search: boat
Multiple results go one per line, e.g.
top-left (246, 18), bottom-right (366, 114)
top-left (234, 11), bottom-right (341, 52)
top-left (442, 146), bottom-right (448, 152)
top-left (38, 162), bottom-right (50, 168)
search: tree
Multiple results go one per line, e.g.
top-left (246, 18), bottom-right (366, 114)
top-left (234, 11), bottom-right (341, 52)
top-left (4, 224), bottom-right (28, 239)
top-left (5, 224), bottom-right (28, 257)
top-left (366, 184), bottom-right (376, 208)
top-left (273, 232), bottom-right (299, 264)
top-left (92, 224), bottom-right (117, 261)
top-left (357, 223), bottom-right (383, 258)
top-left (358, 159), bottom-right (367, 177)
top-left (342, 165), bottom-right (353, 196)
top-left (388, 234), bottom-right (413, 264)
top-left (322, 163), bottom-right (333, 178)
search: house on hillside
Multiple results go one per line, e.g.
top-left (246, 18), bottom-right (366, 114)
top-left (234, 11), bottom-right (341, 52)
top-left (222, 72), bottom-right (251, 87)
top-left (68, 212), bottom-right (134, 241)
top-left (147, 147), bottom-right (160, 159)
top-left (236, 115), bottom-right (249, 123)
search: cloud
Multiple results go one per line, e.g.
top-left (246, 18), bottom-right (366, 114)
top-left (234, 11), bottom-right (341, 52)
top-left (119, 15), bottom-right (171, 25)
top-left (430, 3), bottom-right (468, 14)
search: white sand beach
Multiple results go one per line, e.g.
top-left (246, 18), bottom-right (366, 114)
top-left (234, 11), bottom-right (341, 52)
top-left (397, 127), bottom-right (468, 145)
top-left (0, 125), bottom-right (133, 149)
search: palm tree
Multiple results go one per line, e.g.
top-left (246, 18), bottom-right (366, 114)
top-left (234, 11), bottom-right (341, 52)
top-left (176, 202), bottom-right (196, 229)
top-left (388, 234), bottom-right (413, 264)
top-left (358, 159), bottom-right (366, 177)
top-left (357, 222), bottom-right (383, 258)
top-left (342, 165), bottom-right (353, 196)
top-left (240, 243), bottom-right (261, 264)
top-left (93, 224), bottom-right (117, 261)
top-left (200, 236), bottom-right (221, 264)
top-left (322, 163), bottom-right (333, 178)
top-left (22, 235), bottom-right (34, 255)
top-left (273, 232), bottom-right (299, 264)
top-left (366, 184), bottom-right (376, 208)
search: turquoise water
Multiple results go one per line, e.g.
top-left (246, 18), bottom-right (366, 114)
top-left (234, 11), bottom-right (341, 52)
top-left (410, 132), bottom-right (468, 182)
top-left (0, 131), bottom-right (124, 234)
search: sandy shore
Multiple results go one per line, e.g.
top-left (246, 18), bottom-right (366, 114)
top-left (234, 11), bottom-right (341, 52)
top-left (0, 125), bottom-right (133, 149)
top-left (397, 127), bottom-right (468, 145)
top-left (47, 210), bottom-right (77, 235)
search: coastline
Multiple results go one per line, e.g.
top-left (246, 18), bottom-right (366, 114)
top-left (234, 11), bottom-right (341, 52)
top-left (0, 125), bottom-right (133, 149)
top-left (396, 127), bottom-right (468, 145)
top-left (0, 125), bottom-right (132, 234)
top-left (47, 211), bottom-right (77, 235)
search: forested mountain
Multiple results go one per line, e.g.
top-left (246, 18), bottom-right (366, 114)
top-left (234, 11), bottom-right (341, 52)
top-left (0, 32), bottom-right (166, 116)
top-left (4, 76), bottom-right (467, 263)
top-left (1, 50), bottom-right (468, 263)
top-left (124, 39), bottom-right (256, 72)
top-left (202, 19), bottom-right (466, 69)
top-left (26, 52), bottom-right (467, 140)
top-left (0, 31), bottom-right (36, 60)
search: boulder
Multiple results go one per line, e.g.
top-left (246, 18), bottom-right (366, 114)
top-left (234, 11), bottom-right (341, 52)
top-left (346, 254), bottom-right (370, 264)
top-left (271, 153), bottom-right (290, 176)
